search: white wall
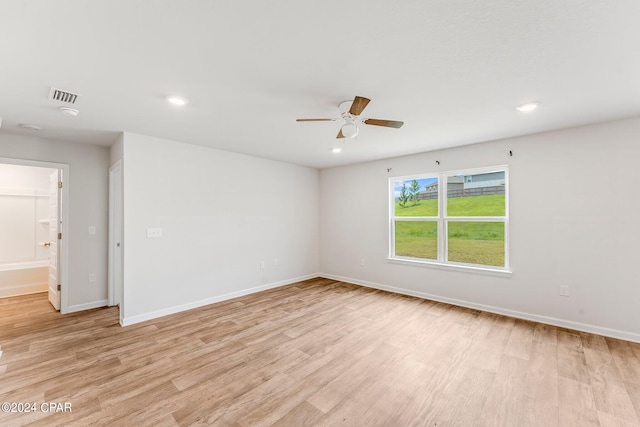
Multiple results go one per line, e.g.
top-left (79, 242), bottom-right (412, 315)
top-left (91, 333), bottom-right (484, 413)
top-left (110, 133), bottom-right (123, 166)
top-left (319, 116), bottom-right (640, 341)
top-left (0, 133), bottom-right (111, 310)
top-left (0, 164), bottom-right (53, 265)
top-left (0, 164), bottom-right (53, 193)
top-left (120, 133), bottom-right (319, 324)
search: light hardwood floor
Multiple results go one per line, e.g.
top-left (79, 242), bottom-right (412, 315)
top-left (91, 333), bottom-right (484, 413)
top-left (1, 278), bottom-right (639, 426)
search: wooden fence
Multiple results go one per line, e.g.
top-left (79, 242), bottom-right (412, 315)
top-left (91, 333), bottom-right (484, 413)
top-left (417, 185), bottom-right (505, 200)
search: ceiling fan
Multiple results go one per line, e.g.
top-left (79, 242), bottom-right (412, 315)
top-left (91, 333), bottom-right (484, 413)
top-left (296, 96), bottom-right (404, 139)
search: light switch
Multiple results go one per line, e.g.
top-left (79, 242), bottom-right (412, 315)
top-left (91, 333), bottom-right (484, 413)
top-left (147, 228), bottom-right (162, 238)
top-left (88, 273), bottom-right (96, 283)
top-left (88, 226), bottom-right (96, 235)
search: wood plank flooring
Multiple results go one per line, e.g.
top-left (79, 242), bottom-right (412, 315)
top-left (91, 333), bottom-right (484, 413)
top-left (1, 278), bottom-right (639, 426)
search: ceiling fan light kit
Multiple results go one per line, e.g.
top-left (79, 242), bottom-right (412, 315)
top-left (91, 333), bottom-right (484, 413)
top-left (341, 121), bottom-right (358, 139)
top-left (297, 95), bottom-right (404, 144)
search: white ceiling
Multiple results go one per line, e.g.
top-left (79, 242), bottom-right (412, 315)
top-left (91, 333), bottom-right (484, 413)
top-left (1, 1), bottom-right (639, 169)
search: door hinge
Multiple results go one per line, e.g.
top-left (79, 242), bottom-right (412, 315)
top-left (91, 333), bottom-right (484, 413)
top-left (57, 284), bottom-right (61, 291)
top-left (58, 232), bottom-right (62, 240)
top-left (58, 181), bottom-right (63, 189)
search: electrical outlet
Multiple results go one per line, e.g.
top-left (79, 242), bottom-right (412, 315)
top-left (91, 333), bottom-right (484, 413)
top-left (146, 228), bottom-right (162, 238)
top-left (260, 261), bottom-right (265, 270)
top-left (360, 258), bottom-right (365, 266)
top-left (88, 226), bottom-right (96, 235)
top-left (559, 285), bottom-right (570, 297)
top-left (274, 259), bottom-right (278, 266)
top-left (88, 273), bottom-right (96, 283)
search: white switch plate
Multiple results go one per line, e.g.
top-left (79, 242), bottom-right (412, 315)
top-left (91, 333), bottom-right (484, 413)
top-left (559, 285), bottom-right (570, 297)
top-left (147, 228), bottom-right (162, 238)
top-left (88, 273), bottom-right (96, 283)
top-left (88, 226), bottom-right (96, 235)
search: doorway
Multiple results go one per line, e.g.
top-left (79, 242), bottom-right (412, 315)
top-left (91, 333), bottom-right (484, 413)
top-left (0, 157), bottom-right (69, 313)
top-left (108, 160), bottom-right (123, 322)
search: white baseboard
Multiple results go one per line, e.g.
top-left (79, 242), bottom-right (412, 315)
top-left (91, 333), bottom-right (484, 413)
top-left (319, 273), bottom-right (640, 344)
top-left (66, 299), bottom-right (108, 313)
top-left (0, 283), bottom-right (47, 299)
top-left (120, 274), bottom-right (318, 327)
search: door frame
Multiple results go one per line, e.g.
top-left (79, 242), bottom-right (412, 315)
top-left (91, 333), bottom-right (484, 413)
top-left (108, 160), bottom-right (123, 317)
top-left (0, 157), bottom-right (70, 313)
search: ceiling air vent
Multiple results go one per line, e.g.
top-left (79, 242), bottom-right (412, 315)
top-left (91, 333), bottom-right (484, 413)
top-left (49, 87), bottom-right (80, 104)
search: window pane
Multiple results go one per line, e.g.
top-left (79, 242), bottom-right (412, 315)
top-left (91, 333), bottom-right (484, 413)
top-left (395, 221), bottom-right (438, 260)
top-left (394, 177), bottom-right (438, 216)
top-left (447, 222), bottom-right (504, 266)
top-left (447, 171), bottom-right (505, 216)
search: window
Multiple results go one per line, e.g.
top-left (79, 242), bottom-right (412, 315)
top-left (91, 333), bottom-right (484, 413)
top-left (390, 166), bottom-right (508, 272)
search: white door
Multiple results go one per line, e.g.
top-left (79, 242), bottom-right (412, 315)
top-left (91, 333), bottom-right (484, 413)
top-left (48, 170), bottom-right (61, 310)
top-left (108, 161), bottom-right (123, 307)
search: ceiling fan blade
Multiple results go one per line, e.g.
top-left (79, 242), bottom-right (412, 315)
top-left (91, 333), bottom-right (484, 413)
top-left (364, 119), bottom-right (404, 129)
top-left (349, 96), bottom-right (371, 116)
top-left (337, 129), bottom-right (345, 139)
top-left (296, 118), bottom-right (337, 122)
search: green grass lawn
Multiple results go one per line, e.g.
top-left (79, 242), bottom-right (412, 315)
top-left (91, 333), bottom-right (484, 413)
top-left (395, 220), bottom-right (505, 266)
top-left (448, 221), bottom-right (503, 240)
top-left (395, 194), bottom-right (505, 216)
top-left (395, 199), bottom-right (438, 216)
top-left (394, 194), bottom-right (506, 266)
top-left (394, 221), bottom-right (438, 259)
top-left (447, 194), bottom-right (505, 216)
top-left (448, 222), bottom-right (504, 266)
top-left (447, 239), bottom-right (504, 266)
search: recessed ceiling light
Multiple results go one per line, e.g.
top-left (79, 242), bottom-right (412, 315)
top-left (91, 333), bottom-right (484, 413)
top-left (167, 96), bottom-right (188, 106)
top-left (19, 123), bottom-right (42, 131)
top-left (516, 101), bottom-right (539, 112)
top-left (331, 147), bottom-right (342, 154)
top-left (60, 107), bottom-right (80, 117)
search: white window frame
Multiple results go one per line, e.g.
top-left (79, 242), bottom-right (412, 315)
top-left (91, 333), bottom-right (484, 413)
top-left (388, 165), bottom-right (510, 275)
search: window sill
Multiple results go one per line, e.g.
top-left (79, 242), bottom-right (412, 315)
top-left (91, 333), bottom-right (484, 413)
top-left (387, 257), bottom-right (512, 277)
